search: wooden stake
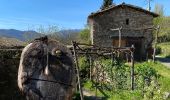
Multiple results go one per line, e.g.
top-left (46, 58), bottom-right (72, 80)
top-left (153, 26), bottom-right (160, 62)
top-left (89, 55), bottom-right (92, 81)
top-left (72, 41), bottom-right (84, 100)
top-left (131, 45), bottom-right (135, 90)
top-left (118, 27), bottom-right (122, 48)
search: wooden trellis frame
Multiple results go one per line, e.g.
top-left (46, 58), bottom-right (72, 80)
top-left (110, 25), bottom-right (160, 61)
top-left (71, 41), bottom-right (135, 100)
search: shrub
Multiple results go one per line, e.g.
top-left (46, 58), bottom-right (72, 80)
top-left (79, 56), bottom-right (90, 80)
top-left (157, 42), bottom-right (170, 57)
top-left (135, 62), bottom-right (161, 99)
top-left (156, 46), bottom-right (161, 55)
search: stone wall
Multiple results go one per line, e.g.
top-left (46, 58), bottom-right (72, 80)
top-left (0, 50), bottom-right (25, 100)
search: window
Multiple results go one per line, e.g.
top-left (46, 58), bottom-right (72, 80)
top-left (126, 19), bottom-right (129, 25)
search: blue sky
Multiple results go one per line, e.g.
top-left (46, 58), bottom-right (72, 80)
top-left (0, 0), bottom-right (169, 30)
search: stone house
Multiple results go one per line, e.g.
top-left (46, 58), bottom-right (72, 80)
top-left (88, 3), bottom-right (159, 59)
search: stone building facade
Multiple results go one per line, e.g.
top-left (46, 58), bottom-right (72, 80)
top-left (88, 3), bottom-right (158, 59)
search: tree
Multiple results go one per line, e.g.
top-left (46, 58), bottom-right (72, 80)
top-left (79, 27), bottom-right (90, 44)
top-left (100, 0), bottom-right (113, 10)
top-left (153, 4), bottom-right (164, 28)
top-left (154, 4), bottom-right (164, 16)
top-left (153, 4), bottom-right (170, 42)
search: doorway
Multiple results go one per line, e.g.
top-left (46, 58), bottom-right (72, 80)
top-left (127, 39), bottom-right (142, 60)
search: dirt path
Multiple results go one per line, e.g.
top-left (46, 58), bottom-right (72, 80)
top-left (83, 89), bottom-right (105, 100)
top-left (156, 56), bottom-right (170, 68)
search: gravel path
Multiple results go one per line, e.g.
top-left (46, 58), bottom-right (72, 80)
top-left (156, 56), bottom-right (170, 68)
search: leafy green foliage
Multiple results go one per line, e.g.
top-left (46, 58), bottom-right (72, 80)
top-left (83, 80), bottom-right (143, 100)
top-left (79, 28), bottom-right (90, 44)
top-left (153, 4), bottom-right (170, 42)
top-left (157, 42), bottom-right (170, 57)
top-left (136, 63), bottom-right (158, 80)
top-left (148, 62), bottom-right (170, 91)
top-left (81, 60), bottom-right (170, 100)
top-left (153, 16), bottom-right (170, 42)
top-left (101, 59), bottom-right (130, 90)
top-left (135, 62), bottom-right (159, 95)
top-left (135, 62), bottom-right (169, 99)
top-left (79, 57), bottom-right (90, 80)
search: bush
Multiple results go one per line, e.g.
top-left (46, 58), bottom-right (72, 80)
top-left (93, 58), bottom-right (130, 90)
top-left (79, 56), bottom-right (90, 80)
top-left (156, 46), bottom-right (161, 55)
top-left (157, 42), bottom-right (170, 57)
top-left (135, 62), bottom-right (159, 88)
top-left (135, 62), bottom-right (162, 99)
top-left (81, 59), bottom-right (168, 99)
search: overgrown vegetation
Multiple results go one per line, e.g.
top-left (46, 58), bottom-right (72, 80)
top-left (78, 59), bottom-right (170, 100)
top-left (153, 4), bottom-right (170, 43)
top-left (157, 42), bottom-right (170, 58)
top-left (79, 28), bottom-right (90, 44)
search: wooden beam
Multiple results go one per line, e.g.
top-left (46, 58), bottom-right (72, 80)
top-left (110, 26), bottom-right (157, 31)
top-left (72, 41), bottom-right (84, 100)
top-left (118, 27), bottom-right (122, 48)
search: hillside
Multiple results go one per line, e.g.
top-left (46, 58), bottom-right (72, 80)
top-left (0, 37), bottom-right (25, 48)
top-left (0, 29), bottom-right (81, 42)
top-left (0, 29), bottom-right (42, 41)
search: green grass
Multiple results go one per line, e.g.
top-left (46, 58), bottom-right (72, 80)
top-left (136, 61), bottom-right (170, 92)
top-left (83, 61), bottom-right (170, 100)
top-left (149, 62), bottom-right (170, 92)
top-left (157, 42), bottom-right (170, 57)
top-left (83, 81), bottom-right (142, 100)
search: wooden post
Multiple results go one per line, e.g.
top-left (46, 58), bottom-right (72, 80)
top-left (118, 27), bottom-right (122, 57)
top-left (118, 27), bottom-right (122, 48)
top-left (72, 41), bottom-right (84, 100)
top-left (153, 26), bottom-right (160, 62)
top-left (110, 26), bottom-right (122, 48)
top-left (95, 62), bottom-right (98, 97)
top-left (89, 55), bottom-right (92, 81)
top-left (131, 45), bottom-right (135, 90)
top-left (111, 46), bottom-right (114, 81)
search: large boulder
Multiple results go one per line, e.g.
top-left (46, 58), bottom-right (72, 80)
top-left (18, 36), bottom-right (75, 100)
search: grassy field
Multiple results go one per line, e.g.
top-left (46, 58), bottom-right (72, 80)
top-left (150, 62), bottom-right (170, 92)
top-left (157, 42), bottom-right (170, 58)
top-left (83, 61), bottom-right (170, 100)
